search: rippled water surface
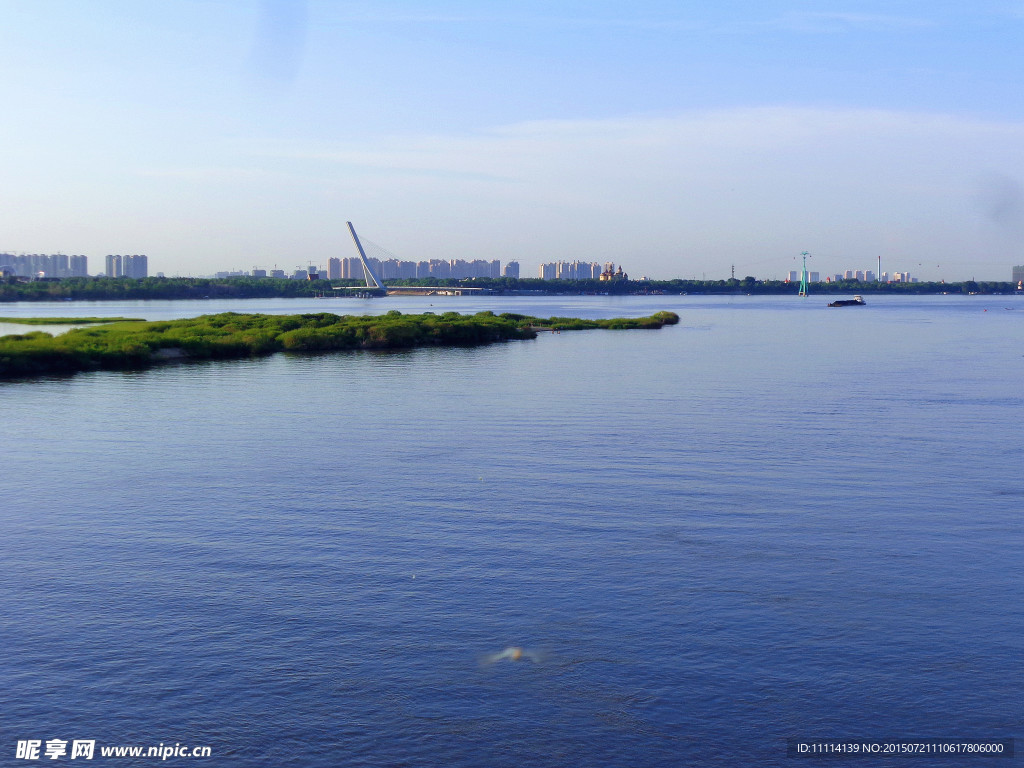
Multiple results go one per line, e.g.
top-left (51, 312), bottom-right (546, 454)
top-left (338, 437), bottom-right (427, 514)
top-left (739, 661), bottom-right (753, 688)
top-left (2, 295), bottom-right (1022, 766)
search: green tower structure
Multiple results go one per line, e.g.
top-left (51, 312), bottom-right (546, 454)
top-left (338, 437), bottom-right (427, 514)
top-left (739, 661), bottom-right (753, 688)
top-left (798, 251), bottom-right (810, 297)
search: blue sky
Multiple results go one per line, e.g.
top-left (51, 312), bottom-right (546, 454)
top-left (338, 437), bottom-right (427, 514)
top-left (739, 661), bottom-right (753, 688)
top-left (1, 1), bottom-right (1023, 280)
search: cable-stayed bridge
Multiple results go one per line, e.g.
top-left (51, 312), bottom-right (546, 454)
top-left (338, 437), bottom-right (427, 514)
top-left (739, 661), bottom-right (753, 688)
top-left (344, 222), bottom-right (491, 296)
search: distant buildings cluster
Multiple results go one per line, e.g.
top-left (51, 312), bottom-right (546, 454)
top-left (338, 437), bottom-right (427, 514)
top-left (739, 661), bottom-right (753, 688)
top-left (787, 270), bottom-right (822, 283)
top-left (214, 259), bottom-right (620, 283)
top-left (841, 269), bottom-right (876, 282)
top-left (217, 258), bottom-right (634, 282)
top-left (538, 261), bottom-right (629, 281)
top-left (0, 253), bottom-right (88, 278)
top-left (786, 268), bottom-right (918, 284)
top-left (0, 253), bottom-right (153, 279)
top-left (329, 256), bottom-right (506, 281)
top-left (222, 258), bottom-right (518, 281)
top-left (104, 254), bottom-right (148, 279)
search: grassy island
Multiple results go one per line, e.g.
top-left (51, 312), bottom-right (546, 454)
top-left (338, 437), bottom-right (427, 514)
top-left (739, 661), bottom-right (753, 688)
top-left (0, 310), bottom-right (679, 379)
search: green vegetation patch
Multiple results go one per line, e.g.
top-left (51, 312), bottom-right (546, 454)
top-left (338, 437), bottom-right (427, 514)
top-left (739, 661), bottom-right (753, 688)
top-left (2, 316), bottom-right (145, 325)
top-left (515, 311), bottom-right (680, 331)
top-left (0, 310), bottom-right (679, 380)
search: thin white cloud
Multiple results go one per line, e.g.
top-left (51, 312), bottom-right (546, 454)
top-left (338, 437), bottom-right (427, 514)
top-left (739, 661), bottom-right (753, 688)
top-left (268, 107), bottom-right (1021, 183)
top-left (231, 107), bottom-right (1024, 279)
top-left (8, 107), bottom-right (1023, 280)
top-left (767, 11), bottom-right (934, 33)
top-left (317, 7), bottom-right (705, 32)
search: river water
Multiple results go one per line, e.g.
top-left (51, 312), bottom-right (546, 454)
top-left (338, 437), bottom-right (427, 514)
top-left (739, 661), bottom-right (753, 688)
top-left (1, 294), bottom-right (1021, 766)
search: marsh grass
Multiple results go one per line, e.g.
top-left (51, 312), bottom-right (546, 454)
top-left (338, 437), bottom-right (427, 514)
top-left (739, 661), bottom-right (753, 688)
top-left (0, 310), bottom-right (679, 379)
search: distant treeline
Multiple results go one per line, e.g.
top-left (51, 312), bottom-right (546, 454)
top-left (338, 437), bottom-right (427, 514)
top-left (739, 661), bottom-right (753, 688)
top-left (0, 276), bottom-right (363, 302)
top-left (391, 276), bottom-right (1017, 295)
top-left (0, 310), bottom-right (680, 379)
top-left (0, 275), bottom-right (1018, 302)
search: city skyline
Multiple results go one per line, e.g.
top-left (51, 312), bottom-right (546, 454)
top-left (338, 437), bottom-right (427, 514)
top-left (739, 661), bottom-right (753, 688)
top-left (2, 2), bottom-right (1023, 281)
top-left (7, 250), bottom-right (1020, 285)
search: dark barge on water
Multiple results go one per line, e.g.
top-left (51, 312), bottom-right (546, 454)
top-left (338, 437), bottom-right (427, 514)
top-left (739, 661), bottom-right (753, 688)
top-left (828, 295), bottom-right (866, 307)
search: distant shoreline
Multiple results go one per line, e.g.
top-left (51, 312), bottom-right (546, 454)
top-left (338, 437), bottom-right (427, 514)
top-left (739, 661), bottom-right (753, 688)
top-left (0, 276), bottom-right (1018, 303)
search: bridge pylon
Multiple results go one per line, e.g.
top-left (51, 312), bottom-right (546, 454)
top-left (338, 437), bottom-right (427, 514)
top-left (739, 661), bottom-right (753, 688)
top-left (798, 251), bottom-right (810, 297)
top-left (346, 222), bottom-right (387, 292)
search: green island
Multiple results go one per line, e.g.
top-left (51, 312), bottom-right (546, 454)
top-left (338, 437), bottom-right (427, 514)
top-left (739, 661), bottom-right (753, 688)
top-left (0, 310), bottom-right (679, 379)
top-left (2, 316), bottom-right (144, 325)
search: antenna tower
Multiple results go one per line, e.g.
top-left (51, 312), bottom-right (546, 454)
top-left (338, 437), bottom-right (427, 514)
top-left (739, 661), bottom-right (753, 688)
top-left (798, 251), bottom-right (810, 297)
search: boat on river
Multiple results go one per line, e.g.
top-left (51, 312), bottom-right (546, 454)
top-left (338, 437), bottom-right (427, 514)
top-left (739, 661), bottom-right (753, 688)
top-left (828, 295), bottom-right (866, 307)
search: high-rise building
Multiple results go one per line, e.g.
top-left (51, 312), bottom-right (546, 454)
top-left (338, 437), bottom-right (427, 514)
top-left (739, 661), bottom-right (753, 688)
top-left (556, 261), bottom-right (586, 279)
top-left (332, 255), bottom-right (500, 282)
top-left (0, 253), bottom-right (86, 277)
top-left (538, 261), bottom-right (602, 280)
top-left (327, 257), bottom-right (341, 280)
top-left (123, 254), bottom-right (148, 278)
top-left (105, 254), bottom-right (122, 277)
top-left (503, 261), bottom-right (519, 279)
top-left (1012, 265), bottom-right (1024, 282)
top-left (387, 260), bottom-right (417, 278)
